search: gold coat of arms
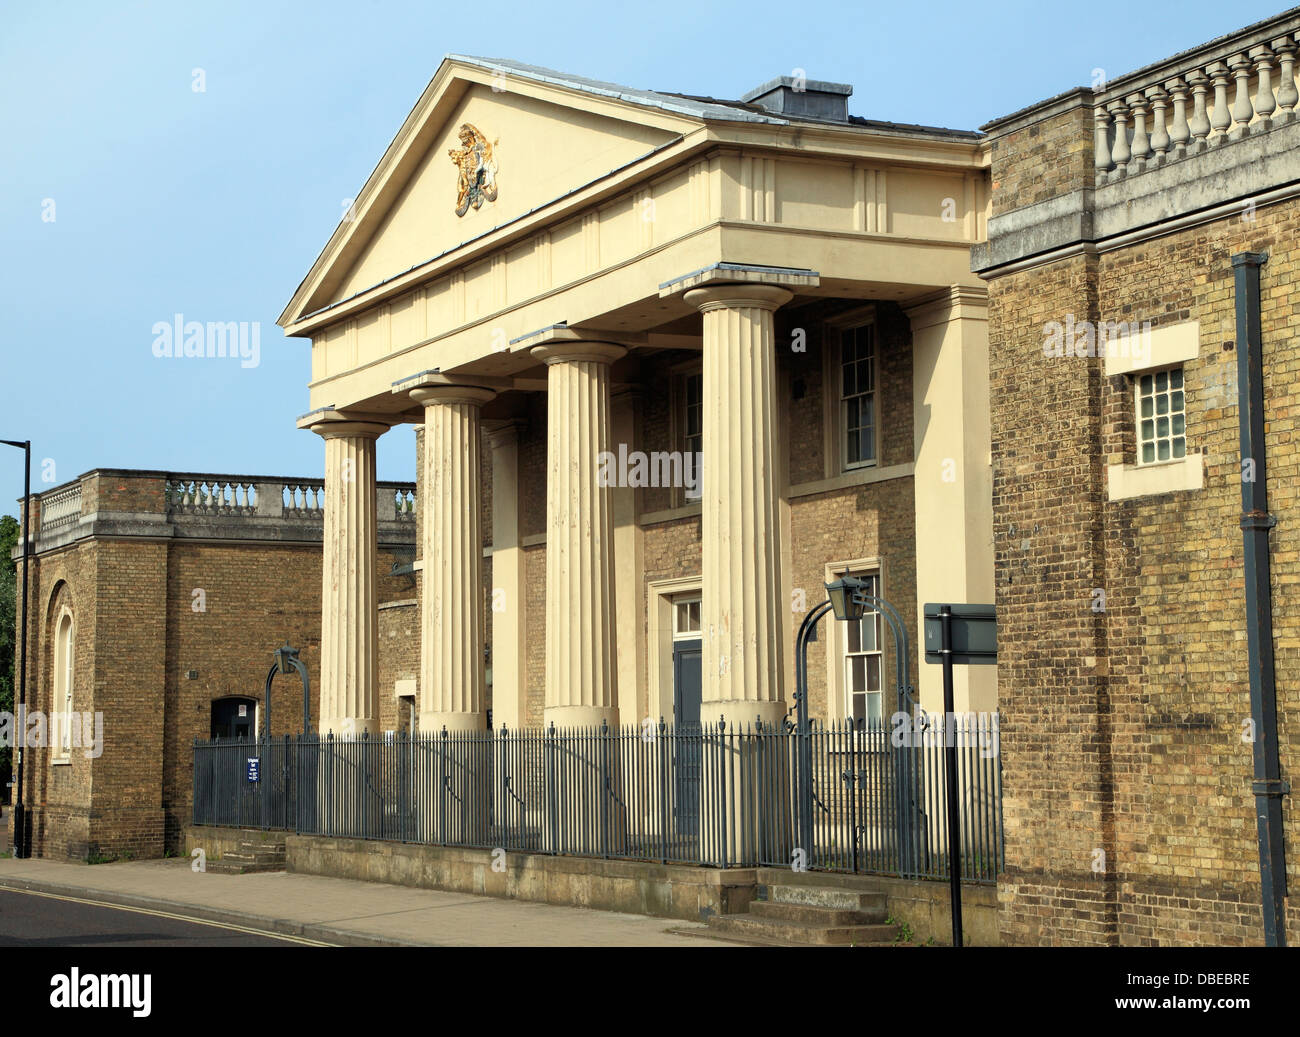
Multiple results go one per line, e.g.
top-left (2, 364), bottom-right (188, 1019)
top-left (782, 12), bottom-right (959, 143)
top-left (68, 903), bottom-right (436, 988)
top-left (447, 123), bottom-right (499, 217)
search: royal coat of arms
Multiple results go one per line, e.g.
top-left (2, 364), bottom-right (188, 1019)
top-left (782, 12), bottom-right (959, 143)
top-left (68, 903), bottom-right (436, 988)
top-left (447, 123), bottom-right (499, 217)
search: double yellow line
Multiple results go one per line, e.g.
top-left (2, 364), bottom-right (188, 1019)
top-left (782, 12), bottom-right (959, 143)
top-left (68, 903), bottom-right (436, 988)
top-left (3, 886), bottom-right (335, 946)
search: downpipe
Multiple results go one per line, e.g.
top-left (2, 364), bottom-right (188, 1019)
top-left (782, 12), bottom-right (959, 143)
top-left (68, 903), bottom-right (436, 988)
top-left (1232, 251), bottom-right (1289, 947)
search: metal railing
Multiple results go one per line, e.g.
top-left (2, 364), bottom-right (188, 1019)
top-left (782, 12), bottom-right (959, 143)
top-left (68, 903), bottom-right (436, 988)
top-left (192, 715), bottom-right (1003, 882)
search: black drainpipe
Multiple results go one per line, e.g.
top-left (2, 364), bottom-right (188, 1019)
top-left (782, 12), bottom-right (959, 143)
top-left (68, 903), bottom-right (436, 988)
top-left (1232, 250), bottom-right (1289, 947)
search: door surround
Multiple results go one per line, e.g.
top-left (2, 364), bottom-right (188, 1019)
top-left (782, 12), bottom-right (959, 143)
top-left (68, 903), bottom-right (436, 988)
top-left (646, 575), bottom-right (701, 726)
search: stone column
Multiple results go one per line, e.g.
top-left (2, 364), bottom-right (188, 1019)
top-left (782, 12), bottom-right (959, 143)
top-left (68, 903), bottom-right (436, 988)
top-left (684, 285), bottom-right (791, 730)
top-left (409, 386), bottom-right (496, 732)
top-left (530, 340), bottom-right (625, 729)
top-left (314, 421), bottom-right (388, 737)
top-left (611, 389), bottom-right (646, 726)
top-left (486, 420), bottom-right (527, 731)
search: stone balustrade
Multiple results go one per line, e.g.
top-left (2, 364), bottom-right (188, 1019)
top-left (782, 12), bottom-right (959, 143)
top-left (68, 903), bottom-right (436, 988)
top-left (26, 469), bottom-right (415, 552)
top-left (1093, 18), bottom-right (1300, 182)
top-left (39, 484), bottom-right (82, 530)
top-left (164, 477), bottom-right (258, 517)
top-left (159, 475), bottom-right (413, 523)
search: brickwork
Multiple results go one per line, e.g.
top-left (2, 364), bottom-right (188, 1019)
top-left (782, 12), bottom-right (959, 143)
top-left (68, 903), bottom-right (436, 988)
top-left (12, 471), bottom-right (416, 860)
top-left (987, 180), bottom-right (1300, 944)
top-left (377, 601), bottom-right (418, 733)
top-left (522, 544), bottom-right (546, 726)
top-left (23, 557), bottom-right (96, 860)
top-left (984, 100), bottom-right (1093, 217)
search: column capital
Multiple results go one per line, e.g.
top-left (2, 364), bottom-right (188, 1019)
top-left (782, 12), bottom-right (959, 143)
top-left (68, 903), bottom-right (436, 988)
top-left (310, 420), bottom-right (390, 441)
top-left (684, 284), bottom-right (792, 314)
top-left (530, 340), bottom-right (626, 366)
top-left (408, 385), bottom-right (497, 408)
top-left (658, 262), bottom-right (818, 299)
top-left (299, 406), bottom-right (391, 438)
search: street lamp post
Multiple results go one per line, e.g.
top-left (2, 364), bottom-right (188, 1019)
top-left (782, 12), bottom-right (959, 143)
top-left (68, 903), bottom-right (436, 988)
top-left (262, 642), bottom-right (312, 740)
top-left (822, 575), bottom-right (922, 878)
top-left (259, 644), bottom-right (310, 829)
top-left (1, 440), bottom-right (31, 859)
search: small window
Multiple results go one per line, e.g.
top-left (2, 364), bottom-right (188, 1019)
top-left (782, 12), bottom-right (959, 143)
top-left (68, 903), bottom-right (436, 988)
top-left (842, 573), bottom-right (883, 724)
top-left (673, 597), bottom-right (701, 639)
top-left (840, 325), bottom-right (876, 469)
top-left (1136, 367), bottom-right (1186, 465)
top-left (53, 611), bottom-right (74, 759)
top-left (682, 372), bottom-right (703, 501)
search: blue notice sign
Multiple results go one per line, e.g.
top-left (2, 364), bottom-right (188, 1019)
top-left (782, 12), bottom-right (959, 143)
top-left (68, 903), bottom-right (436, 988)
top-left (246, 757), bottom-right (260, 783)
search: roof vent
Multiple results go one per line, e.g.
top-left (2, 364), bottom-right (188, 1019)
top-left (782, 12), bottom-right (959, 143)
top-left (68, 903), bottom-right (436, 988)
top-left (741, 76), bottom-right (852, 122)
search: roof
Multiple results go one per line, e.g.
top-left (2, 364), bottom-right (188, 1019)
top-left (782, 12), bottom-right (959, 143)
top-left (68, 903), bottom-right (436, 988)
top-left (447, 55), bottom-right (788, 124)
top-left (450, 54), bottom-right (980, 139)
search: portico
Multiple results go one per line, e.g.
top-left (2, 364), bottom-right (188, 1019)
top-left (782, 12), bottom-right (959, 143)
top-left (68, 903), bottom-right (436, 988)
top-left (279, 56), bottom-right (995, 739)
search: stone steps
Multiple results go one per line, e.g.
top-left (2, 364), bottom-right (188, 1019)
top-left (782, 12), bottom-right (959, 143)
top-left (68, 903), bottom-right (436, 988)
top-left (705, 872), bottom-right (900, 946)
top-left (765, 884), bottom-right (888, 914)
top-left (206, 839), bottom-right (286, 875)
top-left (749, 900), bottom-right (886, 927)
top-left (708, 913), bottom-right (898, 946)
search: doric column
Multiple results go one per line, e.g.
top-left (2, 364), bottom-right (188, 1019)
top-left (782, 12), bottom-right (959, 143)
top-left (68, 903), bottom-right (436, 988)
top-left (530, 339), bottom-right (626, 728)
top-left (486, 419), bottom-right (526, 731)
top-left (409, 385), bottom-right (496, 732)
top-left (683, 284), bottom-right (791, 728)
top-left (313, 420), bottom-right (388, 737)
top-left (611, 388), bottom-right (646, 726)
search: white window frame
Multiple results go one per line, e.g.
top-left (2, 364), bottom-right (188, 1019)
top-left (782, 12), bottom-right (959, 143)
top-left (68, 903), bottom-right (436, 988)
top-left (1135, 365), bottom-right (1187, 467)
top-left (823, 310), bottom-right (880, 476)
top-left (824, 559), bottom-right (886, 728)
top-left (676, 362), bottom-right (704, 504)
top-left (672, 595), bottom-right (702, 640)
top-left (52, 607), bottom-right (74, 764)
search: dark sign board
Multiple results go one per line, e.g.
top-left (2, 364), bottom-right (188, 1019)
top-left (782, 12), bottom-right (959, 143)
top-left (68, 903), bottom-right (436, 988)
top-left (923, 603), bottom-right (997, 665)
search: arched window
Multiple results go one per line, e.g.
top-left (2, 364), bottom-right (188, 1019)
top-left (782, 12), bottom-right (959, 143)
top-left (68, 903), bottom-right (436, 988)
top-left (53, 609), bottom-right (74, 761)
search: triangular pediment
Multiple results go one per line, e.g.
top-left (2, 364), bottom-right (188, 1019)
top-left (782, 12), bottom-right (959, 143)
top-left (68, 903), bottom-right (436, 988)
top-left (280, 56), bottom-right (742, 330)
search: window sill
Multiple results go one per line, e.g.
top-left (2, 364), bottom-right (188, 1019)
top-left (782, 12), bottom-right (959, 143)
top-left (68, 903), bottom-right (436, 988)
top-left (795, 463), bottom-right (913, 499)
top-left (51, 756), bottom-right (72, 767)
top-left (1107, 454), bottom-right (1203, 501)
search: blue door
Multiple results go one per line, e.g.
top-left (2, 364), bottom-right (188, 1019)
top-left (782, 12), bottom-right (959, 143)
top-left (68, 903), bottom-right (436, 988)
top-left (673, 638), bottom-right (702, 835)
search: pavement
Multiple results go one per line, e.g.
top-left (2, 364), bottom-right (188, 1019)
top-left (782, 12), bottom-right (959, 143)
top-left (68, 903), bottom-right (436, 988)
top-left (0, 855), bottom-right (735, 947)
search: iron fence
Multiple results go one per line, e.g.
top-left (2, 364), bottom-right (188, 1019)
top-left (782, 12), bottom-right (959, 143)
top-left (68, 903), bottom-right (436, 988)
top-left (192, 714), bottom-right (1002, 882)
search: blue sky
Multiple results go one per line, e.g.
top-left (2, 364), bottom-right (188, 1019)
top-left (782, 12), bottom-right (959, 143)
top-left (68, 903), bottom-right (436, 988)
top-left (0, 0), bottom-right (1283, 510)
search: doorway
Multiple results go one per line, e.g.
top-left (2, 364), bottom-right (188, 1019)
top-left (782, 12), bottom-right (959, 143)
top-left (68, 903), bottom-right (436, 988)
top-left (211, 697), bottom-right (257, 739)
top-left (671, 596), bottom-right (702, 835)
